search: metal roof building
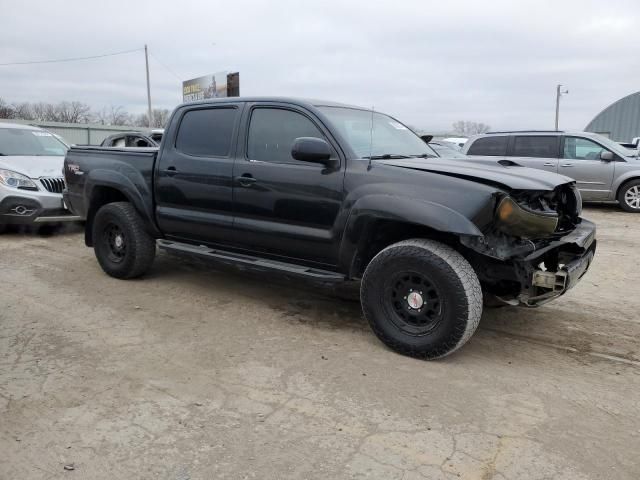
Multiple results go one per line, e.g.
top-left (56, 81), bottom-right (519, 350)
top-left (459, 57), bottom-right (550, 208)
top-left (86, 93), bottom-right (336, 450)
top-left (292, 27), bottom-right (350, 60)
top-left (585, 91), bottom-right (640, 142)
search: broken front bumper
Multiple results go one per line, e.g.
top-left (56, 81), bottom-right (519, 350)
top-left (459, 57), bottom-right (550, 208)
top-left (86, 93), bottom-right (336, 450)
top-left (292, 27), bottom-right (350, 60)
top-left (516, 219), bottom-right (596, 306)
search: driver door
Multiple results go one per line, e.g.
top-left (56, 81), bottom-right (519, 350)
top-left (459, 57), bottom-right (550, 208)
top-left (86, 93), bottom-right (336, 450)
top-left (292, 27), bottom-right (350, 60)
top-left (231, 104), bottom-right (345, 266)
top-left (560, 136), bottom-right (615, 200)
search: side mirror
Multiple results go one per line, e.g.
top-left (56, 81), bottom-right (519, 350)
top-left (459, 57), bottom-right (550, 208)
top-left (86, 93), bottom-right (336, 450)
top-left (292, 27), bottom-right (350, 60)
top-left (600, 151), bottom-right (614, 161)
top-left (291, 137), bottom-right (336, 167)
top-left (420, 135), bottom-right (433, 144)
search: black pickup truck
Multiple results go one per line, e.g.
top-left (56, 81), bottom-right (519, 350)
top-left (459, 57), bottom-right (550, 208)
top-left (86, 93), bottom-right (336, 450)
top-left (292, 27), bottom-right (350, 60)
top-left (63, 97), bottom-right (596, 359)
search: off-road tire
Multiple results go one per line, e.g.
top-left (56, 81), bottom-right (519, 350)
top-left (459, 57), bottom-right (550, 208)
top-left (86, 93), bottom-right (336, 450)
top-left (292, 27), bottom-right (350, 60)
top-left (92, 202), bottom-right (156, 279)
top-left (361, 239), bottom-right (482, 359)
top-left (617, 179), bottom-right (640, 213)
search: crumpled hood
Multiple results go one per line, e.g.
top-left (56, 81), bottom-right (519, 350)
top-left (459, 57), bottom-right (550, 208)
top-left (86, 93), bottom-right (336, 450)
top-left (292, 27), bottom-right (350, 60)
top-left (378, 158), bottom-right (574, 191)
top-left (0, 155), bottom-right (65, 179)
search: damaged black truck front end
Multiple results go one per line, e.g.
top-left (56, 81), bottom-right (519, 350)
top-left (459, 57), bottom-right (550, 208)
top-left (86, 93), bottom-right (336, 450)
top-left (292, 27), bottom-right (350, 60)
top-left (461, 183), bottom-right (596, 306)
top-left (374, 158), bottom-right (596, 308)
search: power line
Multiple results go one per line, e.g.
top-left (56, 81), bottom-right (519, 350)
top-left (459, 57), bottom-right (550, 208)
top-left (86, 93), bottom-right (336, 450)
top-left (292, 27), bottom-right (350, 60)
top-left (148, 51), bottom-right (183, 81)
top-left (0, 47), bottom-right (144, 67)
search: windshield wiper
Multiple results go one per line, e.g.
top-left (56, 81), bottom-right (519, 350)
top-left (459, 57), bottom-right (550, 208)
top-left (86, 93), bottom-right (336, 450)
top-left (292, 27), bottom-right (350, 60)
top-left (363, 154), bottom-right (412, 160)
top-left (410, 153), bottom-right (438, 158)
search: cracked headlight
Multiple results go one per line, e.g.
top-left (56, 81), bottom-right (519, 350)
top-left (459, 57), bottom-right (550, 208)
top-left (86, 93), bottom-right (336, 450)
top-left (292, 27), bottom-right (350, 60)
top-left (495, 196), bottom-right (558, 239)
top-left (0, 169), bottom-right (38, 190)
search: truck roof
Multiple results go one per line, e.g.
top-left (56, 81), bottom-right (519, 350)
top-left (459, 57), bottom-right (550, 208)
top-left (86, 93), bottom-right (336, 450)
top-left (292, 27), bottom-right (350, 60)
top-left (180, 96), bottom-right (365, 111)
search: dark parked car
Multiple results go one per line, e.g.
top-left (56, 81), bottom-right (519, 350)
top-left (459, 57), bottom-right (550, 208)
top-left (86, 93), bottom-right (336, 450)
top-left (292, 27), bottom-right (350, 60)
top-left (100, 132), bottom-right (158, 148)
top-left (149, 129), bottom-right (164, 144)
top-left (63, 98), bottom-right (596, 359)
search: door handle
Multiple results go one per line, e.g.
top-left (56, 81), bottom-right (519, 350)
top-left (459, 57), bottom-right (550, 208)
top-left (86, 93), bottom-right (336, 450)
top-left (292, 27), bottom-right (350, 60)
top-left (561, 163), bottom-right (574, 167)
top-left (543, 163), bottom-right (555, 166)
top-left (236, 174), bottom-right (256, 187)
top-left (163, 166), bottom-right (178, 176)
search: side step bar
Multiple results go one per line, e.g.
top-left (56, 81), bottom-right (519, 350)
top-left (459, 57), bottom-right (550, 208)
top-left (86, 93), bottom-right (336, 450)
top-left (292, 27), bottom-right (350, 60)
top-left (157, 239), bottom-right (346, 283)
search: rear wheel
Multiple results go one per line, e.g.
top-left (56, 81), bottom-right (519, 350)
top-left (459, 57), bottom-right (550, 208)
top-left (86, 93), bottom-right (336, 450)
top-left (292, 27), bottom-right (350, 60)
top-left (92, 202), bottom-right (156, 279)
top-left (617, 180), bottom-right (640, 213)
top-left (360, 239), bottom-right (482, 359)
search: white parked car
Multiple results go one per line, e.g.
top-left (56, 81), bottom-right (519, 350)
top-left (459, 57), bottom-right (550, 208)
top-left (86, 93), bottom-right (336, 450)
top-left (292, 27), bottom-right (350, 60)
top-left (0, 122), bottom-right (81, 231)
top-left (442, 137), bottom-right (468, 150)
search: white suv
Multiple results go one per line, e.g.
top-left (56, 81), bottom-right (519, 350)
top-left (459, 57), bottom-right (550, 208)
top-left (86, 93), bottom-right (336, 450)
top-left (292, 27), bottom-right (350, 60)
top-left (0, 122), bottom-right (81, 230)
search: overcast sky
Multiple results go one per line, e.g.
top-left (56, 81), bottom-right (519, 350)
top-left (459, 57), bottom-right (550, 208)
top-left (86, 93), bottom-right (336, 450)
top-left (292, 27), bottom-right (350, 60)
top-left (1, 0), bottom-right (638, 132)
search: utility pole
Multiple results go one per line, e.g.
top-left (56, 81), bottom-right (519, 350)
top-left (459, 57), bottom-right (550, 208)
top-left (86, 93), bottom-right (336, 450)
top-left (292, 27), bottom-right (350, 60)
top-left (144, 44), bottom-right (152, 127)
top-left (555, 84), bottom-right (568, 131)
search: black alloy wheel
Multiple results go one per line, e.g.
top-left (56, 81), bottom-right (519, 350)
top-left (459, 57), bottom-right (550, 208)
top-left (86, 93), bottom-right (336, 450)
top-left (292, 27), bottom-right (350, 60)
top-left (385, 271), bottom-right (444, 336)
top-left (103, 222), bottom-right (127, 263)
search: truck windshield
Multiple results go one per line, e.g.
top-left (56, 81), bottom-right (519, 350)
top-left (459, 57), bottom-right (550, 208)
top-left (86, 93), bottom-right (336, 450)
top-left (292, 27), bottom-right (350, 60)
top-left (318, 106), bottom-right (437, 159)
top-left (0, 128), bottom-right (68, 156)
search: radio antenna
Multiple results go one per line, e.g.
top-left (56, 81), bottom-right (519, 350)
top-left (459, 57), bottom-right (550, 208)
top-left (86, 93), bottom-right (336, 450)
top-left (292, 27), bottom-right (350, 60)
top-left (367, 106), bottom-right (374, 170)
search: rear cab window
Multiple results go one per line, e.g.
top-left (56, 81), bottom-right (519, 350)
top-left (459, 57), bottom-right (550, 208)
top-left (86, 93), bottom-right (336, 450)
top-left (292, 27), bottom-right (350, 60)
top-left (466, 136), bottom-right (508, 156)
top-left (175, 107), bottom-right (238, 157)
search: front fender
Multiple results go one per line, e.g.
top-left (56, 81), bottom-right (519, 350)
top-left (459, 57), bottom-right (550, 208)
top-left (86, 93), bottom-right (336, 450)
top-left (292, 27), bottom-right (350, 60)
top-left (338, 194), bottom-right (485, 274)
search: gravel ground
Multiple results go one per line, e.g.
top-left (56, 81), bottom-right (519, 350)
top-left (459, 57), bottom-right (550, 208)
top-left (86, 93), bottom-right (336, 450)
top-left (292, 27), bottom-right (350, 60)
top-left (1, 205), bottom-right (638, 479)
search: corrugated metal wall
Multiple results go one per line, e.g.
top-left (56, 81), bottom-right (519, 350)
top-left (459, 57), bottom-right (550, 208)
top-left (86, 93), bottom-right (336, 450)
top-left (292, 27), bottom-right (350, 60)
top-left (585, 91), bottom-right (640, 142)
top-left (0, 119), bottom-right (146, 145)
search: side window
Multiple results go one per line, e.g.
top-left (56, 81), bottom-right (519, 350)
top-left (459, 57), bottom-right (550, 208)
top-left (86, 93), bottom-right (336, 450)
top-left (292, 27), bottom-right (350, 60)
top-left (126, 135), bottom-right (152, 148)
top-left (512, 136), bottom-right (558, 157)
top-left (563, 137), bottom-right (606, 160)
top-left (175, 107), bottom-right (237, 157)
top-left (247, 108), bottom-right (324, 163)
top-left (466, 136), bottom-right (508, 156)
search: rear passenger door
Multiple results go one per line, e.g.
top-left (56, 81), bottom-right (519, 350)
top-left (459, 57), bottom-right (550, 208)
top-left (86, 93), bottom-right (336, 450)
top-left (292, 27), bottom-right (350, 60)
top-left (155, 103), bottom-right (243, 245)
top-left (507, 135), bottom-right (559, 173)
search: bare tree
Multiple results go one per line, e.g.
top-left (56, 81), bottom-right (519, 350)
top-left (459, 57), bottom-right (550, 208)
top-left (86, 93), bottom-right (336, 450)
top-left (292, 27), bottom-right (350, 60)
top-left (31, 102), bottom-right (59, 122)
top-left (134, 108), bottom-right (170, 128)
top-left (152, 109), bottom-right (170, 128)
top-left (96, 105), bottom-right (132, 126)
top-left (56, 101), bottom-right (93, 123)
top-left (1, 99), bottom-right (172, 128)
top-left (452, 120), bottom-right (491, 136)
top-left (12, 102), bottom-right (35, 120)
top-left (0, 98), bottom-right (15, 119)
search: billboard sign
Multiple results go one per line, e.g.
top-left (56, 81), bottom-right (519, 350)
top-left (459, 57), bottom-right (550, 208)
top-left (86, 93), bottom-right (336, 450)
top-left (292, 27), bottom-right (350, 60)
top-left (182, 72), bottom-right (240, 102)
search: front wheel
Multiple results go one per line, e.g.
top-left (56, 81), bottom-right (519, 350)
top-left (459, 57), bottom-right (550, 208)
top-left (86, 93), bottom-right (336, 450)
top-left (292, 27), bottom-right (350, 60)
top-left (360, 239), bottom-right (482, 359)
top-left (617, 180), bottom-right (640, 212)
top-left (92, 202), bottom-right (156, 279)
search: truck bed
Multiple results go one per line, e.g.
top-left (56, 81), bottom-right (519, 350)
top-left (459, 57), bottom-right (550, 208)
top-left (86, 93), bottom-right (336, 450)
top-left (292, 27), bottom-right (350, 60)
top-left (63, 146), bottom-right (158, 220)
